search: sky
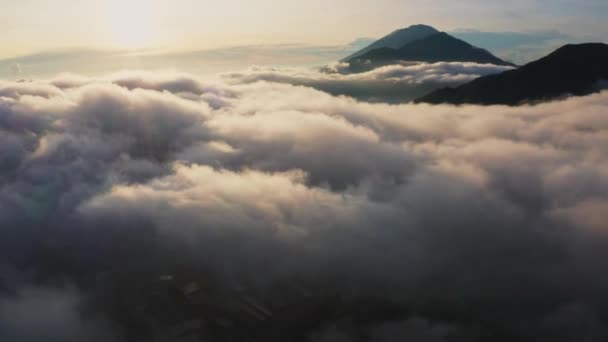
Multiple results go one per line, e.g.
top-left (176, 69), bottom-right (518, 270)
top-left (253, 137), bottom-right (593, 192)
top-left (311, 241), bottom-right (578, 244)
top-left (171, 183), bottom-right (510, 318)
top-left (0, 0), bottom-right (605, 77)
top-left (1, 0), bottom-right (606, 58)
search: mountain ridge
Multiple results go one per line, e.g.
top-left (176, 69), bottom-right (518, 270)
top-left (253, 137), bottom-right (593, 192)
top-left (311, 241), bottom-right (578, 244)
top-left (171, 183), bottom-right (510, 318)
top-left (350, 32), bottom-right (515, 66)
top-left (415, 43), bottom-right (608, 105)
top-left (342, 24), bottom-right (439, 61)
top-left (339, 26), bottom-right (515, 73)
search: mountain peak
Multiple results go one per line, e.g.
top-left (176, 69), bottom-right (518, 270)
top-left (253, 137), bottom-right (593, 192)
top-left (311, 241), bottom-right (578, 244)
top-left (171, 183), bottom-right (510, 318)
top-left (350, 31), bottom-right (514, 67)
top-left (342, 24), bottom-right (439, 61)
top-left (391, 24), bottom-right (439, 34)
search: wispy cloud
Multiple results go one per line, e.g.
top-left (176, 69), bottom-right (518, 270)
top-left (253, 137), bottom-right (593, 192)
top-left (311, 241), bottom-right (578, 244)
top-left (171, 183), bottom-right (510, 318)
top-left (0, 41), bottom-right (375, 79)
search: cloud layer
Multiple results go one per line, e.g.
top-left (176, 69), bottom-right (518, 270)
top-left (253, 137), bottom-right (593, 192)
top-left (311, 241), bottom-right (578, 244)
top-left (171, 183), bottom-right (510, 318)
top-left (0, 71), bottom-right (607, 341)
top-left (227, 62), bottom-right (513, 103)
top-left (0, 40), bottom-right (374, 80)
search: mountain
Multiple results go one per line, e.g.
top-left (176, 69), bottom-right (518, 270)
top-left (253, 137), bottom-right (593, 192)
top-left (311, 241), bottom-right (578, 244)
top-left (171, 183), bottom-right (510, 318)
top-left (350, 32), bottom-right (515, 66)
top-left (342, 24), bottom-right (439, 61)
top-left (415, 43), bottom-right (608, 105)
top-left (396, 32), bottom-right (513, 66)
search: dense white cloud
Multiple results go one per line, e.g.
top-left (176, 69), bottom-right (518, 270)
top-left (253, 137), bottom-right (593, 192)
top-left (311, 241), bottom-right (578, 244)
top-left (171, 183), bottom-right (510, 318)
top-left (0, 71), bottom-right (607, 341)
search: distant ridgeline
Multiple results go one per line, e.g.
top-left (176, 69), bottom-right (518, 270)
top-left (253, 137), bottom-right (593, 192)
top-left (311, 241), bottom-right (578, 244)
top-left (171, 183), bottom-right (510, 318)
top-left (339, 24), bottom-right (515, 73)
top-left (416, 43), bottom-right (608, 105)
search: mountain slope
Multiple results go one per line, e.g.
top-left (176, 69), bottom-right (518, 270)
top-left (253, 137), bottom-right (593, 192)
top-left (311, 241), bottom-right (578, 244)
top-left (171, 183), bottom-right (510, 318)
top-left (397, 33), bottom-right (514, 66)
top-left (353, 32), bottom-right (515, 66)
top-left (342, 24), bottom-right (439, 61)
top-left (415, 43), bottom-right (608, 105)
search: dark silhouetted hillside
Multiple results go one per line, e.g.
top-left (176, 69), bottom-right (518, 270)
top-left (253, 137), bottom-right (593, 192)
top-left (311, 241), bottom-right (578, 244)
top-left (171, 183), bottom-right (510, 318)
top-left (416, 43), bottom-right (608, 105)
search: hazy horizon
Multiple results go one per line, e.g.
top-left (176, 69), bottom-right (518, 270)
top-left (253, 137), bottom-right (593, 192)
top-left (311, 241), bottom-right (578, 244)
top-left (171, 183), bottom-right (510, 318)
top-left (2, 1), bottom-right (606, 55)
top-left (1, 0), bottom-right (606, 78)
top-left (0, 27), bottom-right (596, 79)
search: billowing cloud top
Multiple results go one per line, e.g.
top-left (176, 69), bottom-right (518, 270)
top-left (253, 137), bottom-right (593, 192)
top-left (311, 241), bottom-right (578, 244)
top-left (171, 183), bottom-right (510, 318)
top-left (0, 70), bottom-right (607, 341)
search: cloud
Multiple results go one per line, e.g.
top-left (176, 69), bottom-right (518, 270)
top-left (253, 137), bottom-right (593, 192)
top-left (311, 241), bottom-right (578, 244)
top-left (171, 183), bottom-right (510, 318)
top-left (0, 71), bottom-right (607, 340)
top-left (0, 46), bottom-right (512, 103)
top-left (0, 42), bottom-right (369, 79)
top-left (0, 286), bottom-right (122, 342)
top-left (8, 63), bottom-right (22, 78)
top-left (226, 62), bottom-right (512, 103)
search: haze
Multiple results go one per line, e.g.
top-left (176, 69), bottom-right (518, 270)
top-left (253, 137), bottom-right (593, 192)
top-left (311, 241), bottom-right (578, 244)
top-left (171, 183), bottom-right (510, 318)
top-left (1, 0), bottom-right (606, 57)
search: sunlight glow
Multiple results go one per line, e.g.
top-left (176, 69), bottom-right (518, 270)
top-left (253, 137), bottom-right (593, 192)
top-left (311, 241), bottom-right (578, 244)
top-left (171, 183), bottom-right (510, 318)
top-left (107, 0), bottom-right (156, 48)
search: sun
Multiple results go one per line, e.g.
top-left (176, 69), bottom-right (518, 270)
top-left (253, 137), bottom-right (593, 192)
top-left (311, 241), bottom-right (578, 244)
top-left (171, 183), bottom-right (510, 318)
top-left (107, 0), bottom-right (156, 48)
